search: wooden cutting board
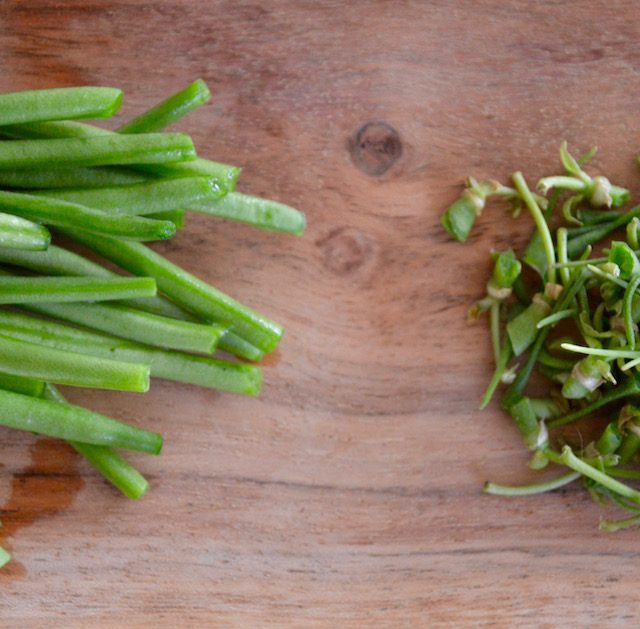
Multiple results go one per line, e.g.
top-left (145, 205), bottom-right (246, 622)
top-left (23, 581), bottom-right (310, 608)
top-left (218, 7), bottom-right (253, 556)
top-left (2, 1), bottom-right (640, 625)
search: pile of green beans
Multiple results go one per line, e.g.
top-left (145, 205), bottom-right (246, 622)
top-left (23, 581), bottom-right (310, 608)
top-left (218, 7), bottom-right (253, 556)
top-left (441, 142), bottom-right (640, 531)
top-left (0, 80), bottom-right (305, 568)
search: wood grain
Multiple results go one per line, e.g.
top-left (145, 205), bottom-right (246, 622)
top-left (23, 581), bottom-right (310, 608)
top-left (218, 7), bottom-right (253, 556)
top-left (2, 0), bottom-right (640, 625)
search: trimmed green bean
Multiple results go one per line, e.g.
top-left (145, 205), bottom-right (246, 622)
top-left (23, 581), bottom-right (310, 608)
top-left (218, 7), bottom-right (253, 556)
top-left (0, 330), bottom-right (149, 392)
top-left (117, 79), bottom-right (211, 134)
top-left (33, 177), bottom-right (223, 215)
top-left (0, 212), bottom-right (50, 250)
top-left (0, 87), bottom-right (122, 125)
top-left (191, 191), bottom-right (306, 235)
top-left (0, 372), bottom-right (45, 397)
top-left (65, 228), bottom-right (284, 353)
top-left (0, 310), bottom-right (261, 396)
top-left (0, 166), bottom-right (147, 189)
top-left (217, 331), bottom-right (265, 362)
top-left (24, 301), bottom-right (224, 354)
top-left (0, 388), bottom-right (161, 454)
top-left (0, 276), bottom-right (156, 305)
top-left (0, 190), bottom-right (175, 240)
top-left (0, 133), bottom-right (195, 170)
top-left (0, 244), bottom-right (193, 322)
top-left (3, 119), bottom-right (240, 193)
top-left (44, 384), bottom-right (150, 499)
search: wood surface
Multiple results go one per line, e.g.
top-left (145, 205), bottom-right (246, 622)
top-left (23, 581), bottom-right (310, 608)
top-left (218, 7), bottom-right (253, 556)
top-left (2, 0), bottom-right (640, 625)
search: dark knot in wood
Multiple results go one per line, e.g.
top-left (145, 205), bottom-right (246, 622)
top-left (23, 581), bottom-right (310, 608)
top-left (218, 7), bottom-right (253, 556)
top-left (349, 121), bottom-right (402, 176)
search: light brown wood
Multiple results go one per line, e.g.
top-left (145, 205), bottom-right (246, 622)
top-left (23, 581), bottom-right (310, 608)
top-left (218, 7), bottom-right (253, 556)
top-left (2, 1), bottom-right (640, 625)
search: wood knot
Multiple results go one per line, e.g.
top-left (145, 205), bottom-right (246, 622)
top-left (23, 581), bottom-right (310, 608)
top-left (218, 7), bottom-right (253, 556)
top-left (317, 227), bottom-right (372, 275)
top-left (349, 121), bottom-right (402, 176)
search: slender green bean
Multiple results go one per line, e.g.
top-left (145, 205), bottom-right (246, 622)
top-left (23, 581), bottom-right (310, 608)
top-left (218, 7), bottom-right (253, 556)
top-left (0, 310), bottom-right (261, 396)
top-left (44, 384), bottom-right (150, 499)
top-left (64, 228), bottom-right (283, 353)
top-left (117, 79), bottom-right (211, 134)
top-left (0, 166), bottom-right (147, 189)
top-left (33, 177), bottom-right (223, 215)
top-left (2, 119), bottom-right (240, 192)
top-left (23, 301), bottom-right (225, 354)
top-left (0, 388), bottom-right (161, 454)
top-left (0, 372), bottom-right (45, 397)
top-left (0, 87), bottom-right (122, 125)
top-left (0, 212), bottom-right (50, 250)
top-left (0, 330), bottom-right (149, 392)
top-left (0, 244), bottom-right (194, 322)
top-left (192, 191), bottom-right (306, 235)
top-left (0, 190), bottom-right (175, 241)
top-left (0, 276), bottom-right (156, 305)
top-left (0, 133), bottom-right (195, 170)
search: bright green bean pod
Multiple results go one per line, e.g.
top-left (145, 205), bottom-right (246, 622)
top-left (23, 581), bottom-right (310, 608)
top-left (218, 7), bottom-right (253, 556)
top-left (595, 423), bottom-right (623, 455)
top-left (117, 79), bottom-right (211, 134)
top-left (65, 228), bottom-right (284, 353)
top-left (2, 119), bottom-right (240, 192)
top-left (0, 190), bottom-right (175, 241)
top-left (33, 177), bottom-right (223, 215)
top-left (218, 331), bottom-right (265, 362)
top-left (0, 388), bottom-right (161, 454)
top-left (0, 310), bottom-right (261, 396)
top-left (0, 212), bottom-right (50, 250)
top-left (0, 87), bottom-right (122, 125)
top-left (0, 330), bottom-right (149, 392)
top-left (24, 301), bottom-right (224, 354)
top-left (0, 166), bottom-right (147, 189)
top-left (44, 384), bottom-right (150, 499)
top-left (191, 191), bottom-right (306, 235)
top-left (0, 276), bottom-right (156, 305)
top-left (0, 244), bottom-right (192, 322)
top-left (148, 209), bottom-right (186, 229)
top-left (0, 133), bottom-right (195, 170)
top-left (0, 372), bottom-right (45, 397)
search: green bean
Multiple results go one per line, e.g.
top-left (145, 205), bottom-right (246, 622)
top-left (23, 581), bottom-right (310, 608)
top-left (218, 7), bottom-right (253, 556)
top-left (3, 119), bottom-right (240, 192)
top-left (23, 301), bottom-right (224, 354)
top-left (33, 177), bottom-right (223, 215)
top-left (0, 387), bottom-right (161, 454)
top-left (117, 79), bottom-right (211, 134)
top-left (0, 330), bottom-right (149, 392)
top-left (0, 87), bottom-right (122, 125)
top-left (0, 276), bottom-right (156, 305)
top-left (0, 244), bottom-right (193, 322)
top-left (0, 133), bottom-right (195, 170)
top-left (65, 228), bottom-right (284, 353)
top-left (0, 372), bottom-right (45, 397)
top-left (595, 423), bottom-right (623, 455)
top-left (217, 331), bottom-right (265, 362)
top-left (0, 310), bottom-right (261, 396)
top-left (44, 384), bottom-right (150, 499)
top-left (191, 191), bottom-right (306, 235)
top-left (0, 166), bottom-right (147, 189)
top-left (0, 190), bottom-right (175, 241)
top-left (0, 212), bottom-right (50, 250)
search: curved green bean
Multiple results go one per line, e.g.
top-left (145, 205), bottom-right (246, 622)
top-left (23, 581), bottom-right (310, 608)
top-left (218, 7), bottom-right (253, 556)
top-left (0, 212), bottom-right (50, 250)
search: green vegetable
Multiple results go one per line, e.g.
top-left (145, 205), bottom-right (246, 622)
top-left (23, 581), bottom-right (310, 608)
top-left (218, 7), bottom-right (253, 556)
top-left (0, 331), bottom-right (150, 392)
top-left (64, 228), bottom-right (284, 353)
top-left (0, 87), bottom-right (122, 125)
top-left (0, 212), bottom-right (50, 250)
top-left (0, 276), bottom-right (156, 304)
top-left (0, 133), bottom-right (195, 170)
top-left (0, 309), bottom-right (260, 396)
top-left (116, 79), bottom-right (210, 134)
top-left (0, 388), bottom-right (161, 453)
